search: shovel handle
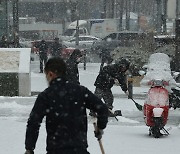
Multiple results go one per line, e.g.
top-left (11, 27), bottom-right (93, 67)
top-left (93, 123), bottom-right (105, 154)
top-left (108, 109), bottom-right (118, 121)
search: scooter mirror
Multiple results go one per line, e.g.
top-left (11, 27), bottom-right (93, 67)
top-left (176, 83), bottom-right (180, 88)
top-left (173, 72), bottom-right (180, 78)
top-left (142, 64), bottom-right (148, 69)
top-left (139, 70), bottom-right (146, 76)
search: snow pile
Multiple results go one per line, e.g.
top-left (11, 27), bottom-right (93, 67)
top-left (140, 53), bottom-right (176, 91)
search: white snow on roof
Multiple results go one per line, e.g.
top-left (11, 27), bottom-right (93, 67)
top-left (68, 20), bottom-right (87, 29)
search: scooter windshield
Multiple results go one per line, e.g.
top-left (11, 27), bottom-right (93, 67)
top-left (147, 87), bottom-right (169, 106)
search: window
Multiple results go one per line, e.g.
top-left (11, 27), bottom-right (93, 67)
top-left (64, 29), bottom-right (76, 36)
top-left (79, 29), bottom-right (85, 35)
top-left (84, 37), bottom-right (96, 41)
top-left (69, 39), bottom-right (75, 42)
top-left (103, 33), bottom-right (117, 40)
top-left (117, 33), bottom-right (141, 47)
top-left (79, 37), bottom-right (85, 41)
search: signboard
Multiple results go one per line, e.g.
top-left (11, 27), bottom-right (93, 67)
top-left (0, 48), bottom-right (31, 96)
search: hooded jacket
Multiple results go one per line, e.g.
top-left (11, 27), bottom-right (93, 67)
top-left (94, 64), bottom-right (128, 91)
top-left (66, 49), bottom-right (82, 84)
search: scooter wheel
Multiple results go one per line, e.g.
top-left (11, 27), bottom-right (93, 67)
top-left (152, 127), bottom-right (162, 138)
top-left (149, 132), bottom-right (151, 136)
top-left (149, 128), bottom-right (152, 136)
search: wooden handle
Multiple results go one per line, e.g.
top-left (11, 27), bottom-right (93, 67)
top-left (93, 123), bottom-right (105, 154)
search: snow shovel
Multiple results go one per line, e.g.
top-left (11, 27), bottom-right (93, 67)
top-left (93, 122), bottom-right (105, 154)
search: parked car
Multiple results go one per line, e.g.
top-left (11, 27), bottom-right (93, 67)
top-left (61, 45), bottom-right (76, 60)
top-left (91, 31), bottom-right (147, 52)
top-left (62, 35), bottom-right (101, 50)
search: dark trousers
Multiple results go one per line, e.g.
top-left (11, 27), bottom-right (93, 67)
top-left (47, 148), bottom-right (90, 154)
top-left (39, 53), bottom-right (47, 72)
top-left (94, 87), bottom-right (114, 109)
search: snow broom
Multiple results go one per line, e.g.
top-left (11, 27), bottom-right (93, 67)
top-left (125, 93), bottom-right (143, 111)
top-left (93, 122), bottom-right (105, 154)
top-left (130, 98), bottom-right (143, 111)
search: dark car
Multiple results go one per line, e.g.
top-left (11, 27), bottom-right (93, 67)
top-left (91, 31), bottom-right (148, 53)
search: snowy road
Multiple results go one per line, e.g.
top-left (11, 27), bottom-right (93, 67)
top-left (1, 61), bottom-right (180, 127)
top-left (1, 60), bottom-right (180, 127)
top-left (0, 61), bottom-right (180, 154)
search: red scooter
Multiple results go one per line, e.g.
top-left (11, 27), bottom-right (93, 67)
top-left (143, 79), bottom-right (170, 138)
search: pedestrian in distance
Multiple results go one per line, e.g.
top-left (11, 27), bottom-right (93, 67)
top-left (38, 39), bottom-right (48, 73)
top-left (0, 35), bottom-right (9, 48)
top-left (24, 57), bottom-right (109, 154)
top-left (90, 58), bottom-right (130, 116)
top-left (99, 48), bottom-right (113, 71)
top-left (66, 49), bottom-right (83, 84)
top-left (51, 37), bottom-right (63, 57)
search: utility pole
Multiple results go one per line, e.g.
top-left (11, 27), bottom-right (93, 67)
top-left (111, 0), bottom-right (115, 18)
top-left (162, 0), bottom-right (167, 34)
top-left (119, 0), bottom-right (124, 31)
top-left (103, 0), bottom-right (107, 18)
top-left (175, 0), bottom-right (180, 72)
top-left (0, 0), bottom-right (8, 37)
top-left (75, 2), bottom-right (79, 48)
top-left (13, 0), bottom-right (19, 47)
top-left (125, 0), bottom-right (130, 30)
top-left (137, 0), bottom-right (141, 31)
top-left (156, 0), bottom-right (162, 34)
top-left (176, 0), bottom-right (180, 18)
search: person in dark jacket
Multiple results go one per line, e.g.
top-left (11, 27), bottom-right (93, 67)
top-left (24, 57), bottom-right (109, 154)
top-left (66, 49), bottom-right (82, 84)
top-left (51, 37), bottom-right (63, 57)
top-left (99, 48), bottom-right (113, 71)
top-left (91, 58), bottom-right (130, 116)
top-left (0, 35), bottom-right (9, 48)
top-left (38, 39), bottom-right (48, 73)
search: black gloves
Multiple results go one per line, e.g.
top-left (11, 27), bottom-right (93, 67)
top-left (24, 150), bottom-right (34, 154)
top-left (94, 128), bottom-right (104, 140)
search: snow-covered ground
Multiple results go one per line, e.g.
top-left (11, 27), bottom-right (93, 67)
top-left (0, 62), bottom-right (180, 154)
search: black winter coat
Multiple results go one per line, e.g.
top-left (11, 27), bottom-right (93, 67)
top-left (25, 77), bottom-right (108, 151)
top-left (66, 54), bottom-right (80, 84)
top-left (51, 42), bottom-right (62, 57)
top-left (94, 64), bottom-right (128, 91)
top-left (38, 42), bottom-right (48, 54)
